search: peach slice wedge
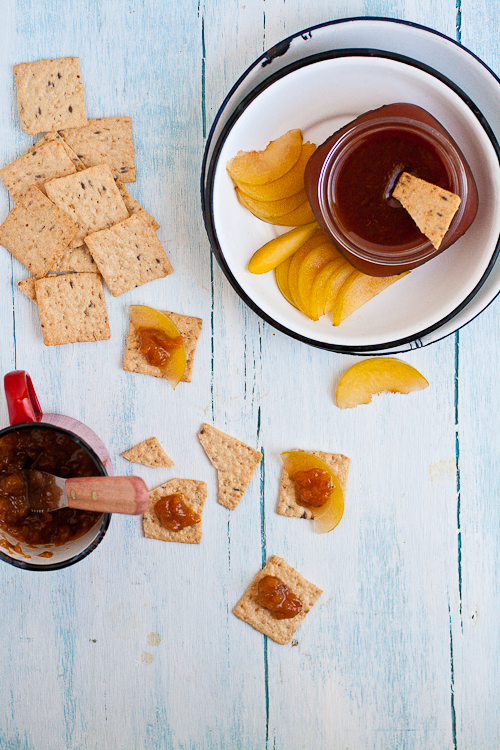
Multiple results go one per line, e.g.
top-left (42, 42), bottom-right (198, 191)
top-left (287, 232), bottom-right (329, 311)
top-left (275, 256), bottom-right (297, 309)
top-left (330, 270), bottom-right (410, 326)
top-left (308, 257), bottom-right (346, 321)
top-left (335, 358), bottom-right (429, 409)
top-left (271, 200), bottom-right (316, 227)
top-left (281, 451), bottom-right (344, 534)
top-left (248, 222), bottom-right (318, 274)
top-left (296, 243), bottom-right (342, 317)
top-left (234, 141), bottom-right (317, 201)
top-left (226, 129), bottom-right (303, 186)
top-left (236, 187), bottom-right (308, 221)
top-left (129, 305), bottom-right (186, 390)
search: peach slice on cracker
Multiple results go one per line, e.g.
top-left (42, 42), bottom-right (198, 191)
top-left (128, 305), bottom-right (186, 389)
top-left (281, 451), bottom-right (345, 534)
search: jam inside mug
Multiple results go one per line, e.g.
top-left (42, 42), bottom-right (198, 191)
top-left (0, 371), bottom-right (112, 571)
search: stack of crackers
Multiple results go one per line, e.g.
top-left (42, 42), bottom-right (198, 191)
top-left (0, 57), bottom-right (172, 346)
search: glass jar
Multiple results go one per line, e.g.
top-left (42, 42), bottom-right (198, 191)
top-left (304, 103), bottom-right (478, 276)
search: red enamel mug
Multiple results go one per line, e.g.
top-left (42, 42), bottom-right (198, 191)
top-left (0, 371), bottom-right (114, 571)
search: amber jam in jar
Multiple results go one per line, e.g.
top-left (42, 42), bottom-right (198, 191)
top-left (0, 427), bottom-right (102, 547)
top-left (304, 103), bottom-right (478, 276)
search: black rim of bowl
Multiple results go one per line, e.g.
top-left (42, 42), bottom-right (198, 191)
top-left (202, 21), bottom-right (500, 354)
top-left (0, 422), bottom-right (111, 572)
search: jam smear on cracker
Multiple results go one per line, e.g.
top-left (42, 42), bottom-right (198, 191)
top-left (154, 493), bottom-right (200, 532)
top-left (257, 576), bottom-right (303, 620)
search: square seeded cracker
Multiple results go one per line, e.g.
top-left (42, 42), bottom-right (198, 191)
top-left (116, 182), bottom-right (160, 231)
top-left (44, 163), bottom-right (128, 247)
top-left (278, 450), bottom-right (350, 519)
top-left (14, 57), bottom-right (87, 135)
top-left (35, 272), bottom-right (110, 346)
top-left (0, 140), bottom-right (76, 202)
top-left (143, 478), bottom-right (207, 545)
top-left (0, 185), bottom-right (78, 278)
top-left (59, 117), bottom-right (136, 182)
top-left (393, 172), bottom-right (461, 249)
top-left (233, 556), bottom-right (322, 645)
top-left (28, 131), bottom-right (86, 172)
top-left (123, 310), bottom-right (202, 383)
top-left (198, 424), bottom-right (262, 510)
top-left (122, 437), bottom-right (174, 468)
top-left (84, 214), bottom-right (172, 296)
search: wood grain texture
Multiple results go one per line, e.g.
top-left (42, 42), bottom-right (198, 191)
top-left (0, 0), bottom-right (499, 748)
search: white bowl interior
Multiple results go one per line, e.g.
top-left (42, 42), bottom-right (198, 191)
top-left (1, 515), bottom-right (106, 568)
top-left (212, 56), bottom-right (500, 347)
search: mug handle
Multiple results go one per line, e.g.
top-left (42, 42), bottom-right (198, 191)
top-left (4, 371), bottom-right (43, 425)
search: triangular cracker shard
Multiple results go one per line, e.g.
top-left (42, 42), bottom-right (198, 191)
top-left (122, 437), bottom-right (173, 468)
top-left (392, 171), bottom-right (461, 250)
top-left (198, 424), bottom-right (262, 510)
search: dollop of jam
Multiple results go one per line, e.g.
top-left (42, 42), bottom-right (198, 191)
top-left (294, 467), bottom-right (332, 508)
top-left (154, 493), bottom-right (201, 532)
top-left (138, 327), bottom-right (184, 368)
top-left (257, 576), bottom-right (303, 620)
top-left (0, 428), bottom-right (101, 547)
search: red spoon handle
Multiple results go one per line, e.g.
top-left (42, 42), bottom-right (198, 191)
top-left (65, 476), bottom-right (149, 514)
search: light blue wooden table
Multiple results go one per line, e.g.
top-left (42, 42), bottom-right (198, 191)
top-left (1, 1), bottom-right (499, 748)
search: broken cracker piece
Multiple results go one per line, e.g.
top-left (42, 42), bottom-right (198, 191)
top-left (0, 140), bottom-right (76, 202)
top-left (35, 272), bottom-right (110, 346)
top-left (85, 214), bottom-right (171, 296)
top-left (393, 172), bottom-right (461, 249)
top-left (60, 116), bottom-right (136, 182)
top-left (49, 245), bottom-right (99, 273)
top-left (45, 163), bottom-right (128, 248)
top-left (18, 277), bottom-right (37, 303)
top-left (143, 478), bottom-right (207, 545)
top-left (122, 437), bottom-right (174, 468)
top-left (198, 423), bottom-right (262, 510)
top-left (123, 309), bottom-right (202, 383)
top-left (233, 555), bottom-right (322, 645)
top-left (277, 450), bottom-right (350, 519)
top-left (14, 56), bottom-right (87, 135)
top-left (116, 182), bottom-right (160, 231)
top-left (0, 185), bottom-right (78, 278)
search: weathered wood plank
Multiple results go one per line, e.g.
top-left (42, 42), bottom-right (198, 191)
top-left (0, 0), bottom-right (499, 748)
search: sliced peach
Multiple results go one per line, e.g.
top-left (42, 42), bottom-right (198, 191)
top-left (248, 222), bottom-right (318, 274)
top-left (235, 142), bottom-right (317, 201)
top-left (309, 257), bottom-right (346, 321)
top-left (296, 243), bottom-right (342, 317)
top-left (226, 129), bottom-right (303, 186)
top-left (275, 256), bottom-right (297, 308)
top-left (323, 263), bottom-right (357, 314)
top-left (331, 271), bottom-right (409, 326)
top-left (281, 451), bottom-right (344, 534)
top-left (336, 357), bottom-right (429, 408)
top-left (271, 200), bottom-right (317, 227)
top-left (236, 188), bottom-right (308, 221)
top-left (287, 234), bottom-right (328, 311)
top-left (129, 305), bottom-right (186, 390)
